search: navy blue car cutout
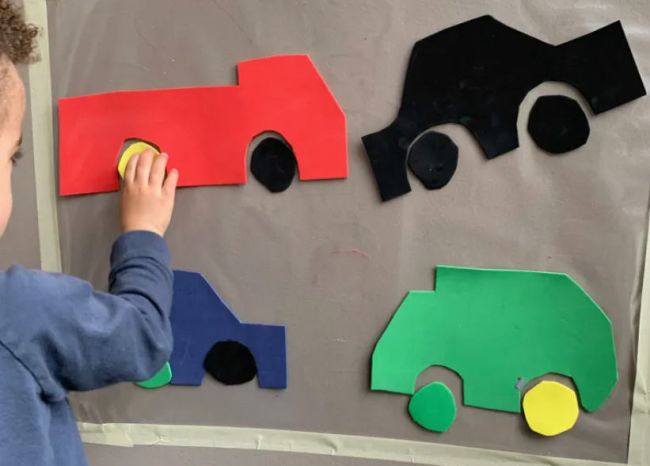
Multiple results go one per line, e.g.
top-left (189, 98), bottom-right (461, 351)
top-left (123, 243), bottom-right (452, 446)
top-left (362, 15), bottom-right (646, 201)
top-left (137, 270), bottom-right (287, 389)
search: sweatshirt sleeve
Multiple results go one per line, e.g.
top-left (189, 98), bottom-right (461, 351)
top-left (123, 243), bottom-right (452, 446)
top-left (0, 231), bottom-right (174, 401)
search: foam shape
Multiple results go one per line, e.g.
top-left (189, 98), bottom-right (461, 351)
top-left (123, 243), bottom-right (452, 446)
top-left (58, 55), bottom-right (347, 196)
top-left (136, 362), bottom-right (172, 389)
top-left (250, 138), bottom-right (296, 192)
top-left (169, 270), bottom-right (287, 389)
top-left (408, 381), bottom-right (457, 433)
top-left (117, 140), bottom-right (160, 179)
top-left (204, 340), bottom-right (257, 385)
top-left (527, 95), bottom-right (590, 154)
top-left (372, 266), bottom-right (617, 421)
top-left (362, 16), bottom-right (646, 201)
top-left (523, 381), bottom-right (579, 436)
top-left (407, 132), bottom-right (458, 190)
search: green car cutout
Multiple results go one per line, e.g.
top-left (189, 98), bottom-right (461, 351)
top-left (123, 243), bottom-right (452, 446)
top-left (371, 266), bottom-right (618, 436)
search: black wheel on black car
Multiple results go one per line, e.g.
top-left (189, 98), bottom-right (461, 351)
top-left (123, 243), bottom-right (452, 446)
top-left (204, 340), bottom-right (257, 385)
top-left (251, 137), bottom-right (297, 192)
top-left (527, 95), bottom-right (590, 154)
top-left (407, 131), bottom-right (459, 190)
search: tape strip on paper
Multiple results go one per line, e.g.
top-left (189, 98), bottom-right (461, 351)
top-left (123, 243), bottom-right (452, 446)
top-left (24, 0), bottom-right (62, 273)
top-left (627, 207), bottom-right (650, 465)
top-left (79, 422), bottom-right (631, 466)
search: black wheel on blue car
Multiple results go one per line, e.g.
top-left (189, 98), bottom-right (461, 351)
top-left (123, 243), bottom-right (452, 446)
top-left (204, 340), bottom-right (257, 385)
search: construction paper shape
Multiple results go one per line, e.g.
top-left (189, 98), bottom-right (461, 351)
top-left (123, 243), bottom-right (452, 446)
top-left (408, 381), bottom-right (457, 433)
top-left (136, 362), bottom-right (172, 389)
top-left (204, 340), bottom-right (258, 385)
top-left (407, 132), bottom-right (458, 190)
top-left (527, 95), bottom-right (590, 154)
top-left (362, 15), bottom-right (646, 201)
top-left (117, 140), bottom-right (161, 179)
top-left (250, 137), bottom-right (297, 192)
top-left (523, 381), bottom-right (579, 436)
top-left (58, 55), bottom-right (347, 196)
top-left (371, 266), bottom-right (617, 433)
top-left (169, 270), bottom-right (287, 389)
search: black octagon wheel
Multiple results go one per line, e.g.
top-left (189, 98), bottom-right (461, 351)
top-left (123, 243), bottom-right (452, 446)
top-left (251, 137), bottom-right (297, 192)
top-left (527, 95), bottom-right (590, 154)
top-left (204, 340), bottom-right (257, 385)
top-left (407, 131), bottom-right (459, 190)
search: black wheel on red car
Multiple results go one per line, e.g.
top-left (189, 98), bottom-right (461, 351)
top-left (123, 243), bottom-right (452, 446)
top-left (527, 95), bottom-right (590, 154)
top-left (251, 137), bottom-right (297, 193)
top-left (204, 340), bottom-right (257, 385)
top-left (407, 131), bottom-right (459, 190)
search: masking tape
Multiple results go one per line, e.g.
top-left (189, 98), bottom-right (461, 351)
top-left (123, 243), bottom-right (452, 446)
top-left (78, 422), bottom-right (627, 466)
top-left (627, 208), bottom-right (650, 465)
top-left (24, 0), bottom-right (62, 273)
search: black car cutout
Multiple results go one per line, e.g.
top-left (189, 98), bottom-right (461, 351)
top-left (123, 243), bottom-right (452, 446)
top-left (362, 16), bottom-right (646, 201)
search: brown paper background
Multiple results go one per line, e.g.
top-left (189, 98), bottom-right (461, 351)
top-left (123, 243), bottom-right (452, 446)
top-left (43, 0), bottom-right (650, 463)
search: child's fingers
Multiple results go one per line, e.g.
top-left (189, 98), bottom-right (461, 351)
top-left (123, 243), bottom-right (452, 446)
top-left (163, 168), bottom-right (179, 196)
top-left (124, 153), bottom-right (139, 184)
top-left (135, 149), bottom-right (155, 185)
top-left (150, 152), bottom-right (168, 188)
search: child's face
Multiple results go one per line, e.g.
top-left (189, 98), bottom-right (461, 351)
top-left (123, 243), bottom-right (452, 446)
top-left (0, 59), bottom-right (26, 238)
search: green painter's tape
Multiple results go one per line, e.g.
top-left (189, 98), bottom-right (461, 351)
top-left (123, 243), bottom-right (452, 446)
top-left (372, 266), bottom-right (618, 417)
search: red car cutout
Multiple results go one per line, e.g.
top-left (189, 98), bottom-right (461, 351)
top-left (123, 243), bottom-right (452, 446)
top-left (58, 55), bottom-right (348, 196)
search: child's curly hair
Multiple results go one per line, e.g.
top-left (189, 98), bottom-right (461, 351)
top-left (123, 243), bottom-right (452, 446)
top-left (0, 0), bottom-right (38, 64)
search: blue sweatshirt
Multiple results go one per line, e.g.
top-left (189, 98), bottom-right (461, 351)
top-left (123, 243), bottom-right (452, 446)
top-left (0, 231), bottom-right (174, 465)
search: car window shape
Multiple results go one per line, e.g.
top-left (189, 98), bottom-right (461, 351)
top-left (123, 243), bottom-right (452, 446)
top-left (362, 15), bottom-right (646, 201)
top-left (58, 55), bottom-right (347, 196)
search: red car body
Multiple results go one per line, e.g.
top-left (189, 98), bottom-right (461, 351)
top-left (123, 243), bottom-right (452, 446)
top-left (58, 55), bottom-right (347, 196)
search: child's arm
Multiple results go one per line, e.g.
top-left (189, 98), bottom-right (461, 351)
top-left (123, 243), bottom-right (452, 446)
top-left (0, 231), bottom-right (171, 396)
top-left (0, 151), bottom-right (179, 400)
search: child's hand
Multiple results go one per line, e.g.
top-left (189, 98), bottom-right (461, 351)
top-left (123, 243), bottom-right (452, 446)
top-left (120, 150), bottom-right (179, 237)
